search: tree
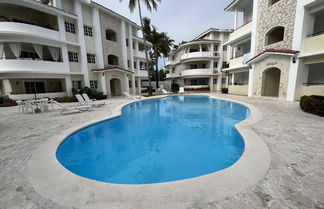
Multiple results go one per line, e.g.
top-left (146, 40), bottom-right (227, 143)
top-left (119, 0), bottom-right (161, 95)
top-left (142, 18), bottom-right (173, 88)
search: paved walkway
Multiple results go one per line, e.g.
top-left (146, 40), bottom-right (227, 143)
top-left (0, 94), bottom-right (323, 209)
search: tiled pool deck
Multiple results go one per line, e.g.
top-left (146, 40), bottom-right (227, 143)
top-left (0, 93), bottom-right (323, 209)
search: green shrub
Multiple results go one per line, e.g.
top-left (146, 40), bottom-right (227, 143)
top-left (221, 88), bottom-right (228, 94)
top-left (55, 96), bottom-right (77, 103)
top-left (300, 95), bottom-right (324, 117)
top-left (72, 87), bottom-right (107, 100)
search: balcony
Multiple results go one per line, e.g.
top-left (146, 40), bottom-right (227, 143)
top-left (135, 70), bottom-right (148, 77)
top-left (0, 59), bottom-right (68, 74)
top-left (228, 21), bottom-right (252, 43)
top-left (302, 33), bottom-right (324, 55)
top-left (228, 53), bottom-right (251, 69)
top-left (0, 22), bottom-right (60, 41)
top-left (181, 69), bottom-right (213, 77)
top-left (181, 52), bottom-right (218, 62)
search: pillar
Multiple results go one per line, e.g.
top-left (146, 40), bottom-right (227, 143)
top-left (137, 77), bottom-right (142, 94)
top-left (217, 75), bottom-right (222, 91)
top-left (131, 74), bottom-right (136, 94)
top-left (92, 6), bottom-right (107, 95)
top-left (248, 66), bottom-right (254, 97)
top-left (120, 20), bottom-right (128, 69)
top-left (64, 76), bottom-right (72, 96)
top-left (234, 9), bottom-right (239, 30)
top-left (2, 79), bottom-right (12, 96)
top-left (209, 76), bottom-right (214, 92)
top-left (74, 1), bottom-right (90, 87)
top-left (124, 74), bottom-right (129, 93)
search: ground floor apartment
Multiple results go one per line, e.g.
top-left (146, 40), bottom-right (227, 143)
top-left (0, 68), bottom-right (148, 100)
top-left (223, 52), bottom-right (324, 100)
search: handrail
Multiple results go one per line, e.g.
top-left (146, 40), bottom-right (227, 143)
top-left (234, 20), bottom-right (252, 31)
top-left (302, 83), bottom-right (324, 86)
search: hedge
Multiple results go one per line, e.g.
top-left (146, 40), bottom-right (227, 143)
top-left (300, 95), bottom-right (324, 117)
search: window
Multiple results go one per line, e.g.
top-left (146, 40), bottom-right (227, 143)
top-left (24, 82), bottom-right (46, 94)
top-left (214, 62), bottom-right (218, 68)
top-left (108, 55), bottom-right (118, 65)
top-left (269, 0), bottom-right (280, 6)
top-left (72, 80), bottom-right (82, 90)
top-left (223, 45), bottom-right (227, 51)
top-left (134, 61), bottom-right (137, 69)
top-left (127, 60), bottom-right (130, 67)
top-left (87, 53), bottom-right (96, 64)
top-left (213, 79), bottom-right (217, 84)
top-left (190, 80), bottom-right (198, 85)
top-left (84, 25), bottom-right (93, 37)
top-left (190, 64), bottom-right (198, 69)
top-left (106, 29), bottom-right (117, 41)
top-left (138, 43), bottom-right (145, 52)
top-left (222, 78), bottom-right (227, 84)
top-left (140, 62), bottom-right (146, 70)
top-left (214, 44), bottom-right (218, 51)
top-left (172, 67), bottom-right (175, 73)
top-left (265, 26), bottom-right (285, 45)
top-left (126, 38), bottom-right (129, 47)
top-left (90, 80), bottom-right (98, 90)
top-left (133, 42), bottom-right (136, 50)
top-left (65, 21), bottom-right (76, 34)
top-left (68, 52), bottom-right (78, 62)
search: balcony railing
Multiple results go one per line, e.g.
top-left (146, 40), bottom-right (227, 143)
top-left (229, 21), bottom-right (252, 42)
top-left (302, 33), bottom-right (324, 54)
top-left (181, 68), bottom-right (213, 77)
top-left (180, 51), bottom-right (217, 61)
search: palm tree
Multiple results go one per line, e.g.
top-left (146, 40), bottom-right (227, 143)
top-left (142, 18), bottom-right (173, 88)
top-left (120, 0), bottom-right (161, 96)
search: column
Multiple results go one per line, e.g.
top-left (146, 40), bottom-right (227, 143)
top-left (2, 79), bottom-right (12, 96)
top-left (74, 1), bottom-right (90, 87)
top-left (131, 74), bottom-right (136, 94)
top-left (217, 75), bottom-right (222, 91)
top-left (248, 66), bottom-right (254, 97)
top-left (120, 20), bottom-right (128, 69)
top-left (137, 77), bottom-right (142, 94)
top-left (209, 76), bottom-right (214, 92)
top-left (124, 74), bottom-right (129, 93)
top-left (128, 24), bottom-right (135, 72)
top-left (64, 76), bottom-right (72, 96)
top-left (92, 6), bottom-right (107, 94)
top-left (234, 9), bottom-right (239, 30)
top-left (53, 0), bottom-right (62, 8)
top-left (231, 73), bottom-right (235, 85)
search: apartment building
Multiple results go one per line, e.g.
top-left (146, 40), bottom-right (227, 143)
top-left (165, 28), bottom-right (232, 92)
top-left (223, 0), bottom-right (324, 100)
top-left (0, 0), bottom-right (151, 100)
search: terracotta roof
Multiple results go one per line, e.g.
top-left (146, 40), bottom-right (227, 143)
top-left (92, 66), bottom-right (134, 74)
top-left (247, 49), bottom-right (299, 64)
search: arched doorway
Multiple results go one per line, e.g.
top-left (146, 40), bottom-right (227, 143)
top-left (262, 67), bottom-right (281, 97)
top-left (110, 78), bottom-right (121, 96)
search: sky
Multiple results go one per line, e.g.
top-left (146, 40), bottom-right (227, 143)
top-left (94, 0), bottom-right (235, 68)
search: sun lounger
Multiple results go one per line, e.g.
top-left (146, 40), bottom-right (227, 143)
top-left (82, 93), bottom-right (105, 107)
top-left (161, 89), bottom-right (171, 95)
top-left (52, 101), bottom-right (91, 114)
top-left (123, 92), bottom-right (141, 99)
top-left (179, 87), bottom-right (186, 94)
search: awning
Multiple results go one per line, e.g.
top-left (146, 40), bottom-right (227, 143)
top-left (92, 66), bottom-right (134, 74)
top-left (246, 49), bottom-right (299, 64)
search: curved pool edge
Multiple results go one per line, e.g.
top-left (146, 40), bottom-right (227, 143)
top-left (26, 94), bottom-right (271, 209)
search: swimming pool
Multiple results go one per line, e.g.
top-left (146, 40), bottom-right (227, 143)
top-left (56, 95), bottom-right (249, 184)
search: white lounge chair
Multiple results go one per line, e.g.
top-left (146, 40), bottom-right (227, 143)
top-left (16, 100), bottom-right (25, 113)
top-left (75, 94), bottom-right (88, 106)
top-left (161, 89), bottom-right (171, 95)
top-left (52, 101), bottom-right (91, 114)
top-left (123, 92), bottom-right (141, 99)
top-left (179, 87), bottom-right (186, 94)
top-left (82, 93), bottom-right (105, 107)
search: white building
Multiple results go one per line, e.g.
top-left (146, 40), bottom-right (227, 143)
top-left (165, 28), bottom-right (232, 92)
top-left (0, 0), bottom-right (151, 100)
top-left (223, 0), bottom-right (324, 100)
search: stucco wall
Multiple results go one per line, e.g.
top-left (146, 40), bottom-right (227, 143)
top-left (253, 55), bottom-right (291, 99)
top-left (255, 0), bottom-right (297, 54)
top-left (300, 86), bottom-right (324, 97)
top-left (229, 85), bottom-right (248, 96)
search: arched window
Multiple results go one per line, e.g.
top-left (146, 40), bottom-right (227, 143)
top-left (265, 26), bottom-right (285, 45)
top-left (106, 29), bottom-right (117, 42)
top-left (108, 55), bottom-right (118, 65)
top-left (269, 0), bottom-right (280, 6)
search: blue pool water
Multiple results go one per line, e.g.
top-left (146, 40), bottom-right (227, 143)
top-left (56, 95), bottom-right (249, 184)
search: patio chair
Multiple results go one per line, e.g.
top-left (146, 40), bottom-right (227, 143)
top-left (52, 101), bottom-right (91, 114)
top-left (161, 89), bottom-right (171, 95)
top-left (23, 101), bottom-right (37, 115)
top-left (179, 87), bottom-right (186, 94)
top-left (16, 100), bottom-right (25, 113)
top-left (123, 92), bottom-right (141, 99)
top-left (82, 93), bottom-right (105, 107)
